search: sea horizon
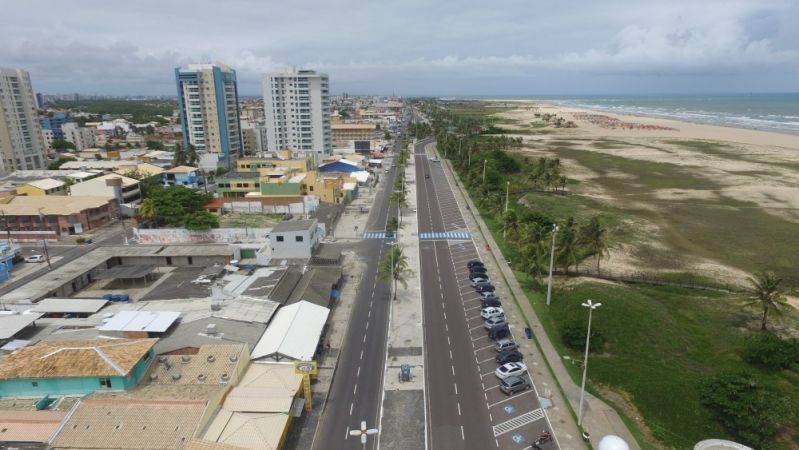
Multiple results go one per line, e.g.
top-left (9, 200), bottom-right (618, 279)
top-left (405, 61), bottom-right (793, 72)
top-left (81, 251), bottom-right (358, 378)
top-left (446, 93), bottom-right (799, 135)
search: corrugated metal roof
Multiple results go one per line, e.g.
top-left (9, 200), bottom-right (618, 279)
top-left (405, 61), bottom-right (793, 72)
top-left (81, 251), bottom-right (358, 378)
top-left (31, 298), bottom-right (108, 314)
top-left (98, 311), bottom-right (180, 332)
top-left (250, 301), bottom-right (329, 361)
top-left (0, 313), bottom-right (43, 339)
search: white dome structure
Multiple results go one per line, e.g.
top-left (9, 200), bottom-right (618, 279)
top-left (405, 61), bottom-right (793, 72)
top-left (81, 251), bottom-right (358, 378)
top-left (694, 439), bottom-right (753, 450)
top-left (598, 435), bottom-right (630, 450)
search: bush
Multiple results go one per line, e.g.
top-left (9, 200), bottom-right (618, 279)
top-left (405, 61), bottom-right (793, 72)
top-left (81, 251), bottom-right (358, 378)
top-left (76, 237), bottom-right (86, 244)
top-left (700, 371), bottom-right (793, 448)
top-left (742, 333), bottom-right (799, 371)
top-left (560, 320), bottom-right (605, 352)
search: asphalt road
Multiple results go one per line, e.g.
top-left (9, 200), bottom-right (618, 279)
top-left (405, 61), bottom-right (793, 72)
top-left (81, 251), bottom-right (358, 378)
top-left (313, 128), bottom-right (405, 450)
top-left (416, 140), bottom-right (559, 450)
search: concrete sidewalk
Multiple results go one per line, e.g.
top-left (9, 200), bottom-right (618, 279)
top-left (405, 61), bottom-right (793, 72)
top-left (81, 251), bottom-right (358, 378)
top-left (433, 143), bottom-right (640, 450)
top-left (378, 147), bottom-right (427, 449)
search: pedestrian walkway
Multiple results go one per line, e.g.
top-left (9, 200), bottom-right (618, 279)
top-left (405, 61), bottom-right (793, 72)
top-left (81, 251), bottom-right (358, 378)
top-left (362, 231), bottom-right (388, 239)
top-left (434, 142), bottom-right (640, 450)
top-left (418, 231), bottom-right (471, 240)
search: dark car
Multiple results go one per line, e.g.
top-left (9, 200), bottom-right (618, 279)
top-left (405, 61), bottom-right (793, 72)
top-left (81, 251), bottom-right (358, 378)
top-left (469, 269), bottom-right (488, 278)
top-left (469, 275), bottom-right (490, 284)
top-left (496, 350), bottom-right (524, 364)
top-left (425, 174), bottom-right (430, 179)
top-left (488, 325), bottom-right (510, 340)
top-left (469, 265), bottom-right (487, 273)
top-left (466, 260), bottom-right (484, 268)
top-left (481, 298), bottom-right (502, 308)
top-left (499, 376), bottom-right (530, 395)
top-left (480, 291), bottom-right (498, 300)
top-left (475, 283), bottom-right (496, 293)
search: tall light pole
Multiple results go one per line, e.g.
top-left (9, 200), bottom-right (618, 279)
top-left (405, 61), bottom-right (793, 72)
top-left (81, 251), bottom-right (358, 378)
top-left (504, 181), bottom-right (510, 212)
top-left (349, 420), bottom-right (378, 450)
top-left (546, 224), bottom-right (558, 306)
top-left (37, 208), bottom-right (52, 270)
top-left (482, 159), bottom-right (487, 183)
top-left (578, 299), bottom-right (601, 427)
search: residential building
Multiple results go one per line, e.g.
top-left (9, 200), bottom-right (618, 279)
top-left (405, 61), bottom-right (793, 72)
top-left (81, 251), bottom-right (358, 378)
top-left (39, 111), bottom-right (72, 140)
top-left (61, 122), bottom-right (96, 150)
top-left (236, 151), bottom-right (310, 174)
top-left (240, 119), bottom-right (267, 155)
top-left (0, 68), bottom-right (47, 172)
top-left (41, 127), bottom-right (54, 150)
top-left (0, 195), bottom-right (119, 237)
top-left (263, 68), bottom-right (331, 162)
top-left (16, 177), bottom-right (67, 196)
top-left (175, 63), bottom-right (243, 168)
top-left (301, 171), bottom-right (345, 204)
top-left (268, 219), bottom-right (321, 259)
top-left (0, 338), bottom-right (156, 397)
top-left (69, 173), bottom-right (141, 211)
top-left (161, 165), bottom-right (203, 188)
top-left (331, 122), bottom-right (378, 142)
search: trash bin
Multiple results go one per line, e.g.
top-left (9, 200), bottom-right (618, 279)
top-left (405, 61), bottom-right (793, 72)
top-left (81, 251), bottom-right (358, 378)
top-left (525, 327), bottom-right (533, 339)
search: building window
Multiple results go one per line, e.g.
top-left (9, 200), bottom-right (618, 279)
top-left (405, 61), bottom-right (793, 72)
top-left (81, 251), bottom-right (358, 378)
top-left (295, 236), bottom-right (303, 242)
top-left (99, 378), bottom-right (112, 388)
top-left (276, 235), bottom-right (284, 242)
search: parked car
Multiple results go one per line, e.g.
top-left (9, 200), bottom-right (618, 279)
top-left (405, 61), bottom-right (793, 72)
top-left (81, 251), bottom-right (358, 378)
top-left (470, 276), bottom-right (490, 285)
top-left (425, 174), bottom-right (430, 179)
top-left (484, 316), bottom-right (507, 330)
top-left (480, 291), bottom-right (499, 300)
top-left (488, 326), bottom-right (511, 340)
top-left (469, 266), bottom-right (488, 275)
top-left (24, 254), bottom-right (44, 263)
top-left (500, 376), bottom-right (531, 395)
top-left (496, 350), bottom-right (524, 364)
top-left (466, 260), bottom-right (484, 268)
top-left (481, 298), bottom-right (502, 308)
top-left (475, 284), bottom-right (496, 293)
top-left (496, 362), bottom-right (527, 379)
top-left (495, 338), bottom-right (519, 352)
top-left (481, 306), bottom-right (504, 320)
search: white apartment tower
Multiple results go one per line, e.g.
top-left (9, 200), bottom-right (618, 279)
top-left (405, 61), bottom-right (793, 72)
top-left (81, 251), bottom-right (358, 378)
top-left (263, 68), bottom-right (331, 162)
top-left (0, 68), bottom-right (46, 172)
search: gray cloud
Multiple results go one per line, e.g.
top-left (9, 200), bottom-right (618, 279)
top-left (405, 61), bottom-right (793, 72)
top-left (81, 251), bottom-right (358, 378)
top-left (2, 0), bottom-right (798, 95)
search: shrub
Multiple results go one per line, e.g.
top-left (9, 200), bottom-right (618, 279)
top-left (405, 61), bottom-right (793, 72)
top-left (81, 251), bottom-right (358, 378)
top-left (742, 333), bottom-right (799, 371)
top-left (701, 371), bottom-right (792, 449)
top-left (560, 320), bottom-right (605, 352)
top-left (76, 237), bottom-right (86, 244)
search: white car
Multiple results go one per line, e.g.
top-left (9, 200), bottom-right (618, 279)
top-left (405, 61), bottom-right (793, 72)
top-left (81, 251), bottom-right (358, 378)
top-left (428, 157), bottom-right (440, 162)
top-left (495, 362), bottom-right (528, 380)
top-left (24, 254), bottom-right (44, 263)
top-left (481, 306), bottom-right (504, 320)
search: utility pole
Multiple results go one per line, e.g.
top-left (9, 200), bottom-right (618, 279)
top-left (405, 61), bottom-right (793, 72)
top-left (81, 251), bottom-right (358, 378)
top-left (578, 299), bottom-right (602, 427)
top-left (37, 208), bottom-right (52, 270)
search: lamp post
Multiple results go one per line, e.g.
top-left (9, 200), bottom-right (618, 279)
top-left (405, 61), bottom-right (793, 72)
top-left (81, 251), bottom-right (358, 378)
top-left (37, 208), bottom-right (52, 270)
top-left (578, 299), bottom-right (601, 427)
top-left (349, 421), bottom-right (378, 450)
top-left (482, 159), bottom-right (487, 183)
top-left (504, 181), bottom-right (510, 213)
top-left (546, 224), bottom-right (558, 306)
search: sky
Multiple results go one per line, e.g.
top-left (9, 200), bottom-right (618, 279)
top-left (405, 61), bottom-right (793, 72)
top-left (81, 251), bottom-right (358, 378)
top-left (3, 0), bottom-right (799, 96)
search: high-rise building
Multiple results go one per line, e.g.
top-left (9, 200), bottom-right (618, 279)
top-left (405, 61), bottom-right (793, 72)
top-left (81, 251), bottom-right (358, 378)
top-left (263, 68), bottom-right (331, 163)
top-left (40, 111), bottom-right (73, 140)
top-left (0, 68), bottom-right (47, 173)
top-left (174, 63), bottom-right (243, 168)
top-left (61, 122), bottom-right (96, 151)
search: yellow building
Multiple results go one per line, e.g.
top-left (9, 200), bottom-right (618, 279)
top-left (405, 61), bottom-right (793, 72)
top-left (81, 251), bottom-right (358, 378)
top-left (236, 151), bottom-right (310, 174)
top-left (331, 123), bottom-right (378, 141)
top-left (16, 178), bottom-right (67, 196)
top-left (301, 171), bottom-right (345, 204)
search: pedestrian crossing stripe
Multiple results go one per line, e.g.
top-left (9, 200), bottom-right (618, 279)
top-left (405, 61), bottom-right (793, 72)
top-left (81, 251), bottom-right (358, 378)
top-left (418, 231), bottom-right (471, 240)
top-left (362, 231), bottom-right (386, 239)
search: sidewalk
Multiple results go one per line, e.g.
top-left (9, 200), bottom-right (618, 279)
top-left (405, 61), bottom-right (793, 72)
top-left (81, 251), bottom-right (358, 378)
top-left (433, 143), bottom-right (640, 450)
top-left (377, 154), bottom-right (427, 449)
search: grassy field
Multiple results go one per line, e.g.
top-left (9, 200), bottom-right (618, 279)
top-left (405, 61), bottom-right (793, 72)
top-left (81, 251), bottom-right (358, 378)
top-left (218, 212), bottom-right (282, 229)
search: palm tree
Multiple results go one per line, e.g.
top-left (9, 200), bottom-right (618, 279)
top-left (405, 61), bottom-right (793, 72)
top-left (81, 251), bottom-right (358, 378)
top-left (556, 217), bottom-right (579, 274)
top-left (522, 241), bottom-right (549, 287)
top-left (580, 216), bottom-right (610, 275)
top-left (389, 191), bottom-right (409, 225)
top-left (378, 246), bottom-right (413, 300)
top-left (745, 271), bottom-right (787, 330)
top-left (502, 209), bottom-right (520, 241)
top-left (186, 144), bottom-right (198, 166)
top-left (172, 143), bottom-right (186, 166)
top-left (138, 198), bottom-right (157, 227)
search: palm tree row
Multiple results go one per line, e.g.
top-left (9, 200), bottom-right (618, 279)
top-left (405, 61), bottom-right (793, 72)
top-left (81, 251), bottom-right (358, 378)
top-left (377, 245), bottom-right (413, 301)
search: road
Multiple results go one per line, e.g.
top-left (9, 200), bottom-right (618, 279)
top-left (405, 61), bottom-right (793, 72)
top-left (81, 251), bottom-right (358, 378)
top-left (313, 127), bottom-right (405, 450)
top-left (416, 139), bottom-right (559, 450)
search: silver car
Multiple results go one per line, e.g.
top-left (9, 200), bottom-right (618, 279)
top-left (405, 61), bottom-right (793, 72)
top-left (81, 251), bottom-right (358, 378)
top-left (484, 316), bottom-right (507, 330)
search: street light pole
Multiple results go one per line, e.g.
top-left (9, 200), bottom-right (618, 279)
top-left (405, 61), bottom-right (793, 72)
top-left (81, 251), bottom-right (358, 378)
top-left (37, 208), bottom-right (52, 270)
top-left (546, 224), bottom-right (558, 306)
top-left (504, 181), bottom-right (510, 212)
top-left (578, 299), bottom-right (602, 427)
top-left (482, 159), bottom-right (487, 183)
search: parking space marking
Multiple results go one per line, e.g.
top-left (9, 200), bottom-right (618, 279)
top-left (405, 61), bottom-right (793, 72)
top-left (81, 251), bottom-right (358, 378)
top-left (488, 390), bottom-right (535, 408)
top-left (475, 344), bottom-right (495, 352)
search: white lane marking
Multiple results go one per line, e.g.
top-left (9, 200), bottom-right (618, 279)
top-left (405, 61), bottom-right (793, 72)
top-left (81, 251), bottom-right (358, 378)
top-left (447, 336), bottom-right (451, 346)
top-left (457, 402), bottom-right (461, 415)
top-left (451, 365), bottom-right (456, 376)
top-left (478, 357), bottom-right (496, 364)
top-left (449, 350), bottom-right (453, 359)
top-left (485, 384), bottom-right (500, 391)
top-left (454, 383), bottom-right (458, 395)
top-left (354, 384), bottom-right (358, 395)
top-left (481, 370), bottom-right (497, 378)
top-left (488, 389), bottom-right (535, 408)
top-left (366, 322), bottom-right (369, 331)
top-left (357, 366), bottom-right (361, 377)
top-left (475, 344), bottom-right (495, 352)
top-left (360, 350), bottom-right (364, 359)
top-left (492, 408), bottom-right (545, 437)
top-left (368, 310), bottom-right (371, 319)
top-left (345, 426), bottom-right (350, 439)
top-left (349, 403), bottom-right (354, 415)
top-left (443, 311), bottom-right (447, 320)
top-left (461, 426), bottom-right (465, 440)
top-left (363, 335), bottom-right (367, 343)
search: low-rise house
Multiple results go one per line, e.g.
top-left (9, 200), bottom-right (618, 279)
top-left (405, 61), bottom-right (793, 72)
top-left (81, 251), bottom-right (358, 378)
top-left (0, 195), bottom-right (119, 237)
top-left (268, 219), bottom-right (321, 260)
top-left (162, 165), bottom-right (203, 188)
top-left (69, 173), bottom-right (141, 213)
top-left (0, 338), bottom-right (156, 397)
top-left (16, 178), bottom-right (67, 196)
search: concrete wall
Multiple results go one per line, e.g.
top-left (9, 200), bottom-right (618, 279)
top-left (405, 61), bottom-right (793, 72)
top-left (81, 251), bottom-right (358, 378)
top-left (133, 228), bottom-right (271, 245)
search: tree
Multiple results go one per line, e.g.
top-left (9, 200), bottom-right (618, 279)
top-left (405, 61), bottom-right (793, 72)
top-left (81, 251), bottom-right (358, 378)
top-left (383, 131), bottom-right (391, 140)
top-left (521, 241), bottom-right (548, 287)
top-left (556, 217), bottom-right (579, 274)
top-left (377, 245), bottom-right (413, 301)
top-left (172, 143), bottom-right (187, 166)
top-left (51, 139), bottom-right (76, 151)
top-left (386, 217), bottom-right (399, 235)
top-left (580, 216), bottom-right (610, 275)
top-left (47, 156), bottom-right (76, 170)
top-left (502, 209), bottom-right (520, 241)
top-left (745, 271), bottom-right (787, 331)
top-left (185, 144), bottom-right (198, 166)
top-left (147, 185), bottom-right (212, 227)
top-left (701, 371), bottom-right (793, 448)
top-left (389, 191), bottom-right (409, 224)
top-left (145, 140), bottom-right (164, 150)
top-left (184, 211), bottom-right (219, 230)
top-left (138, 198), bottom-right (157, 226)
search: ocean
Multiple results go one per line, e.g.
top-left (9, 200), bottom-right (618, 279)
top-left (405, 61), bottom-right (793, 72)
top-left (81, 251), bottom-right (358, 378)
top-left (535, 94), bottom-right (799, 135)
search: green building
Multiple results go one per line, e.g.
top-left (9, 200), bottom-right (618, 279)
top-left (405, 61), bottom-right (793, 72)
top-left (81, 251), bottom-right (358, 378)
top-left (0, 339), bottom-right (156, 397)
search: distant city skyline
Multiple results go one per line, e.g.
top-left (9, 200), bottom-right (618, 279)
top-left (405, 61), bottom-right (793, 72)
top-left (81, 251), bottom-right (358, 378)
top-left (3, 0), bottom-right (799, 96)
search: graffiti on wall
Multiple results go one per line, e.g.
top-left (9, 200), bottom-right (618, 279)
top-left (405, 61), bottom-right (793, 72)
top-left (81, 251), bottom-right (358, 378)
top-left (133, 227), bottom-right (272, 244)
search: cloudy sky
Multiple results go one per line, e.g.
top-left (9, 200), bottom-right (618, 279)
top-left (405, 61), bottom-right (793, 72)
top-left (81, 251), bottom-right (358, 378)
top-left (3, 0), bottom-right (799, 96)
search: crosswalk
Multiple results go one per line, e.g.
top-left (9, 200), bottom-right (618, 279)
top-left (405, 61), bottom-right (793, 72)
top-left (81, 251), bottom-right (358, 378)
top-left (492, 408), bottom-right (545, 437)
top-left (362, 231), bottom-right (395, 240)
top-left (419, 231), bottom-right (471, 240)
